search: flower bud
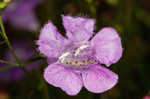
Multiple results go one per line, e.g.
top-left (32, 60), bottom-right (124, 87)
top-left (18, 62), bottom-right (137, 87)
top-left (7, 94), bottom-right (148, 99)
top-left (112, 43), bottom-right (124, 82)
top-left (0, 0), bottom-right (10, 9)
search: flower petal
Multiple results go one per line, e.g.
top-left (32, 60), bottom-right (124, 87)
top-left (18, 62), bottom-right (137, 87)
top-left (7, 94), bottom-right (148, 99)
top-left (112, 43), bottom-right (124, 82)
top-left (44, 62), bottom-right (83, 96)
top-left (82, 65), bottom-right (118, 93)
top-left (62, 15), bottom-right (95, 41)
top-left (36, 22), bottom-right (67, 58)
top-left (91, 27), bottom-right (123, 66)
top-left (47, 58), bottom-right (58, 64)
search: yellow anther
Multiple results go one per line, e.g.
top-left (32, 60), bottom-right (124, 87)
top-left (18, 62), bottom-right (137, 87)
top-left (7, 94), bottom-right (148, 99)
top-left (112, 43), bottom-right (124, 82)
top-left (68, 61), bottom-right (72, 65)
top-left (62, 59), bottom-right (96, 66)
top-left (84, 60), bottom-right (89, 65)
top-left (72, 61), bottom-right (76, 65)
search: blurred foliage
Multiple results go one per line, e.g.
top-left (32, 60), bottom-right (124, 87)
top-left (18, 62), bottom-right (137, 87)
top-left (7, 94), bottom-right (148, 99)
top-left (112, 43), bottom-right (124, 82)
top-left (0, 0), bottom-right (150, 99)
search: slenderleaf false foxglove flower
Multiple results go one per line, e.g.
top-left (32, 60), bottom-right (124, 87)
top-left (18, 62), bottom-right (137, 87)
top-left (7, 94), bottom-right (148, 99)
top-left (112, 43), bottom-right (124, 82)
top-left (36, 15), bottom-right (123, 96)
top-left (2, 0), bottom-right (42, 31)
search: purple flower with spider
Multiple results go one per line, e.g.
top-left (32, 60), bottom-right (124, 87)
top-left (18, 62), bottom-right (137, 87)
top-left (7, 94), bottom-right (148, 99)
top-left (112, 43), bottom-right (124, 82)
top-left (2, 0), bottom-right (42, 31)
top-left (37, 15), bottom-right (123, 96)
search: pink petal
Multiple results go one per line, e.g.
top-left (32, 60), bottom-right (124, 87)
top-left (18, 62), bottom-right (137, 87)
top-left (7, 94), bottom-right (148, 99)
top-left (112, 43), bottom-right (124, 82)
top-left (44, 62), bottom-right (83, 96)
top-left (47, 58), bottom-right (57, 64)
top-left (36, 22), bottom-right (67, 58)
top-left (91, 27), bottom-right (123, 66)
top-left (82, 65), bottom-right (118, 93)
top-left (143, 96), bottom-right (150, 99)
top-left (62, 15), bottom-right (95, 41)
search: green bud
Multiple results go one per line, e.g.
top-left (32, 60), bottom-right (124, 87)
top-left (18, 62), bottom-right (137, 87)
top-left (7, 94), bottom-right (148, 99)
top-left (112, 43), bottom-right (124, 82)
top-left (0, 0), bottom-right (10, 9)
top-left (0, 0), bottom-right (10, 15)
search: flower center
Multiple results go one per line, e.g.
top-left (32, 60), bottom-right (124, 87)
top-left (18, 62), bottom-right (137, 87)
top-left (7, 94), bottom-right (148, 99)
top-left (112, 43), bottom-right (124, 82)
top-left (59, 44), bottom-right (96, 67)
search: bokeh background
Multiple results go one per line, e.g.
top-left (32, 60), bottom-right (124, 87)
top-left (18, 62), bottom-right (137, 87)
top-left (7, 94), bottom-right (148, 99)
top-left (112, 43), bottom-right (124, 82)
top-left (0, 0), bottom-right (150, 99)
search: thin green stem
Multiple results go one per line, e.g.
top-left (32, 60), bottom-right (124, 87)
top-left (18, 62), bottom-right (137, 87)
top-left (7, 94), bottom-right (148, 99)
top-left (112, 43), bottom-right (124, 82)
top-left (0, 54), bottom-right (43, 71)
top-left (0, 16), bottom-right (29, 74)
top-left (0, 59), bottom-right (19, 66)
top-left (0, 15), bottom-right (23, 67)
top-left (24, 53), bottom-right (43, 64)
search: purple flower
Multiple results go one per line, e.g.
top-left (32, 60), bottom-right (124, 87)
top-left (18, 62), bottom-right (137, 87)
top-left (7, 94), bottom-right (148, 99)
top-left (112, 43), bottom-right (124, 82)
top-left (37, 15), bottom-right (123, 95)
top-left (2, 0), bottom-right (41, 31)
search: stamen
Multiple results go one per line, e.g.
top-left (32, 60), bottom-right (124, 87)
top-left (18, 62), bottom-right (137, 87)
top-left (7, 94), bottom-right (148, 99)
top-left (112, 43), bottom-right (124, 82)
top-left (59, 44), bottom-right (96, 67)
top-left (59, 52), bottom-right (70, 63)
top-left (74, 45), bottom-right (88, 56)
top-left (62, 59), bottom-right (96, 66)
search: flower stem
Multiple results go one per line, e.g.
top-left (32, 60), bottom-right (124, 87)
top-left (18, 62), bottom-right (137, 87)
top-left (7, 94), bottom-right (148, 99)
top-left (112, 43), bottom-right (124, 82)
top-left (0, 15), bottom-right (23, 67)
top-left (0, 16), bottom-right (29, 74)
top-left (0, 59), bottom-right (19, 66)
